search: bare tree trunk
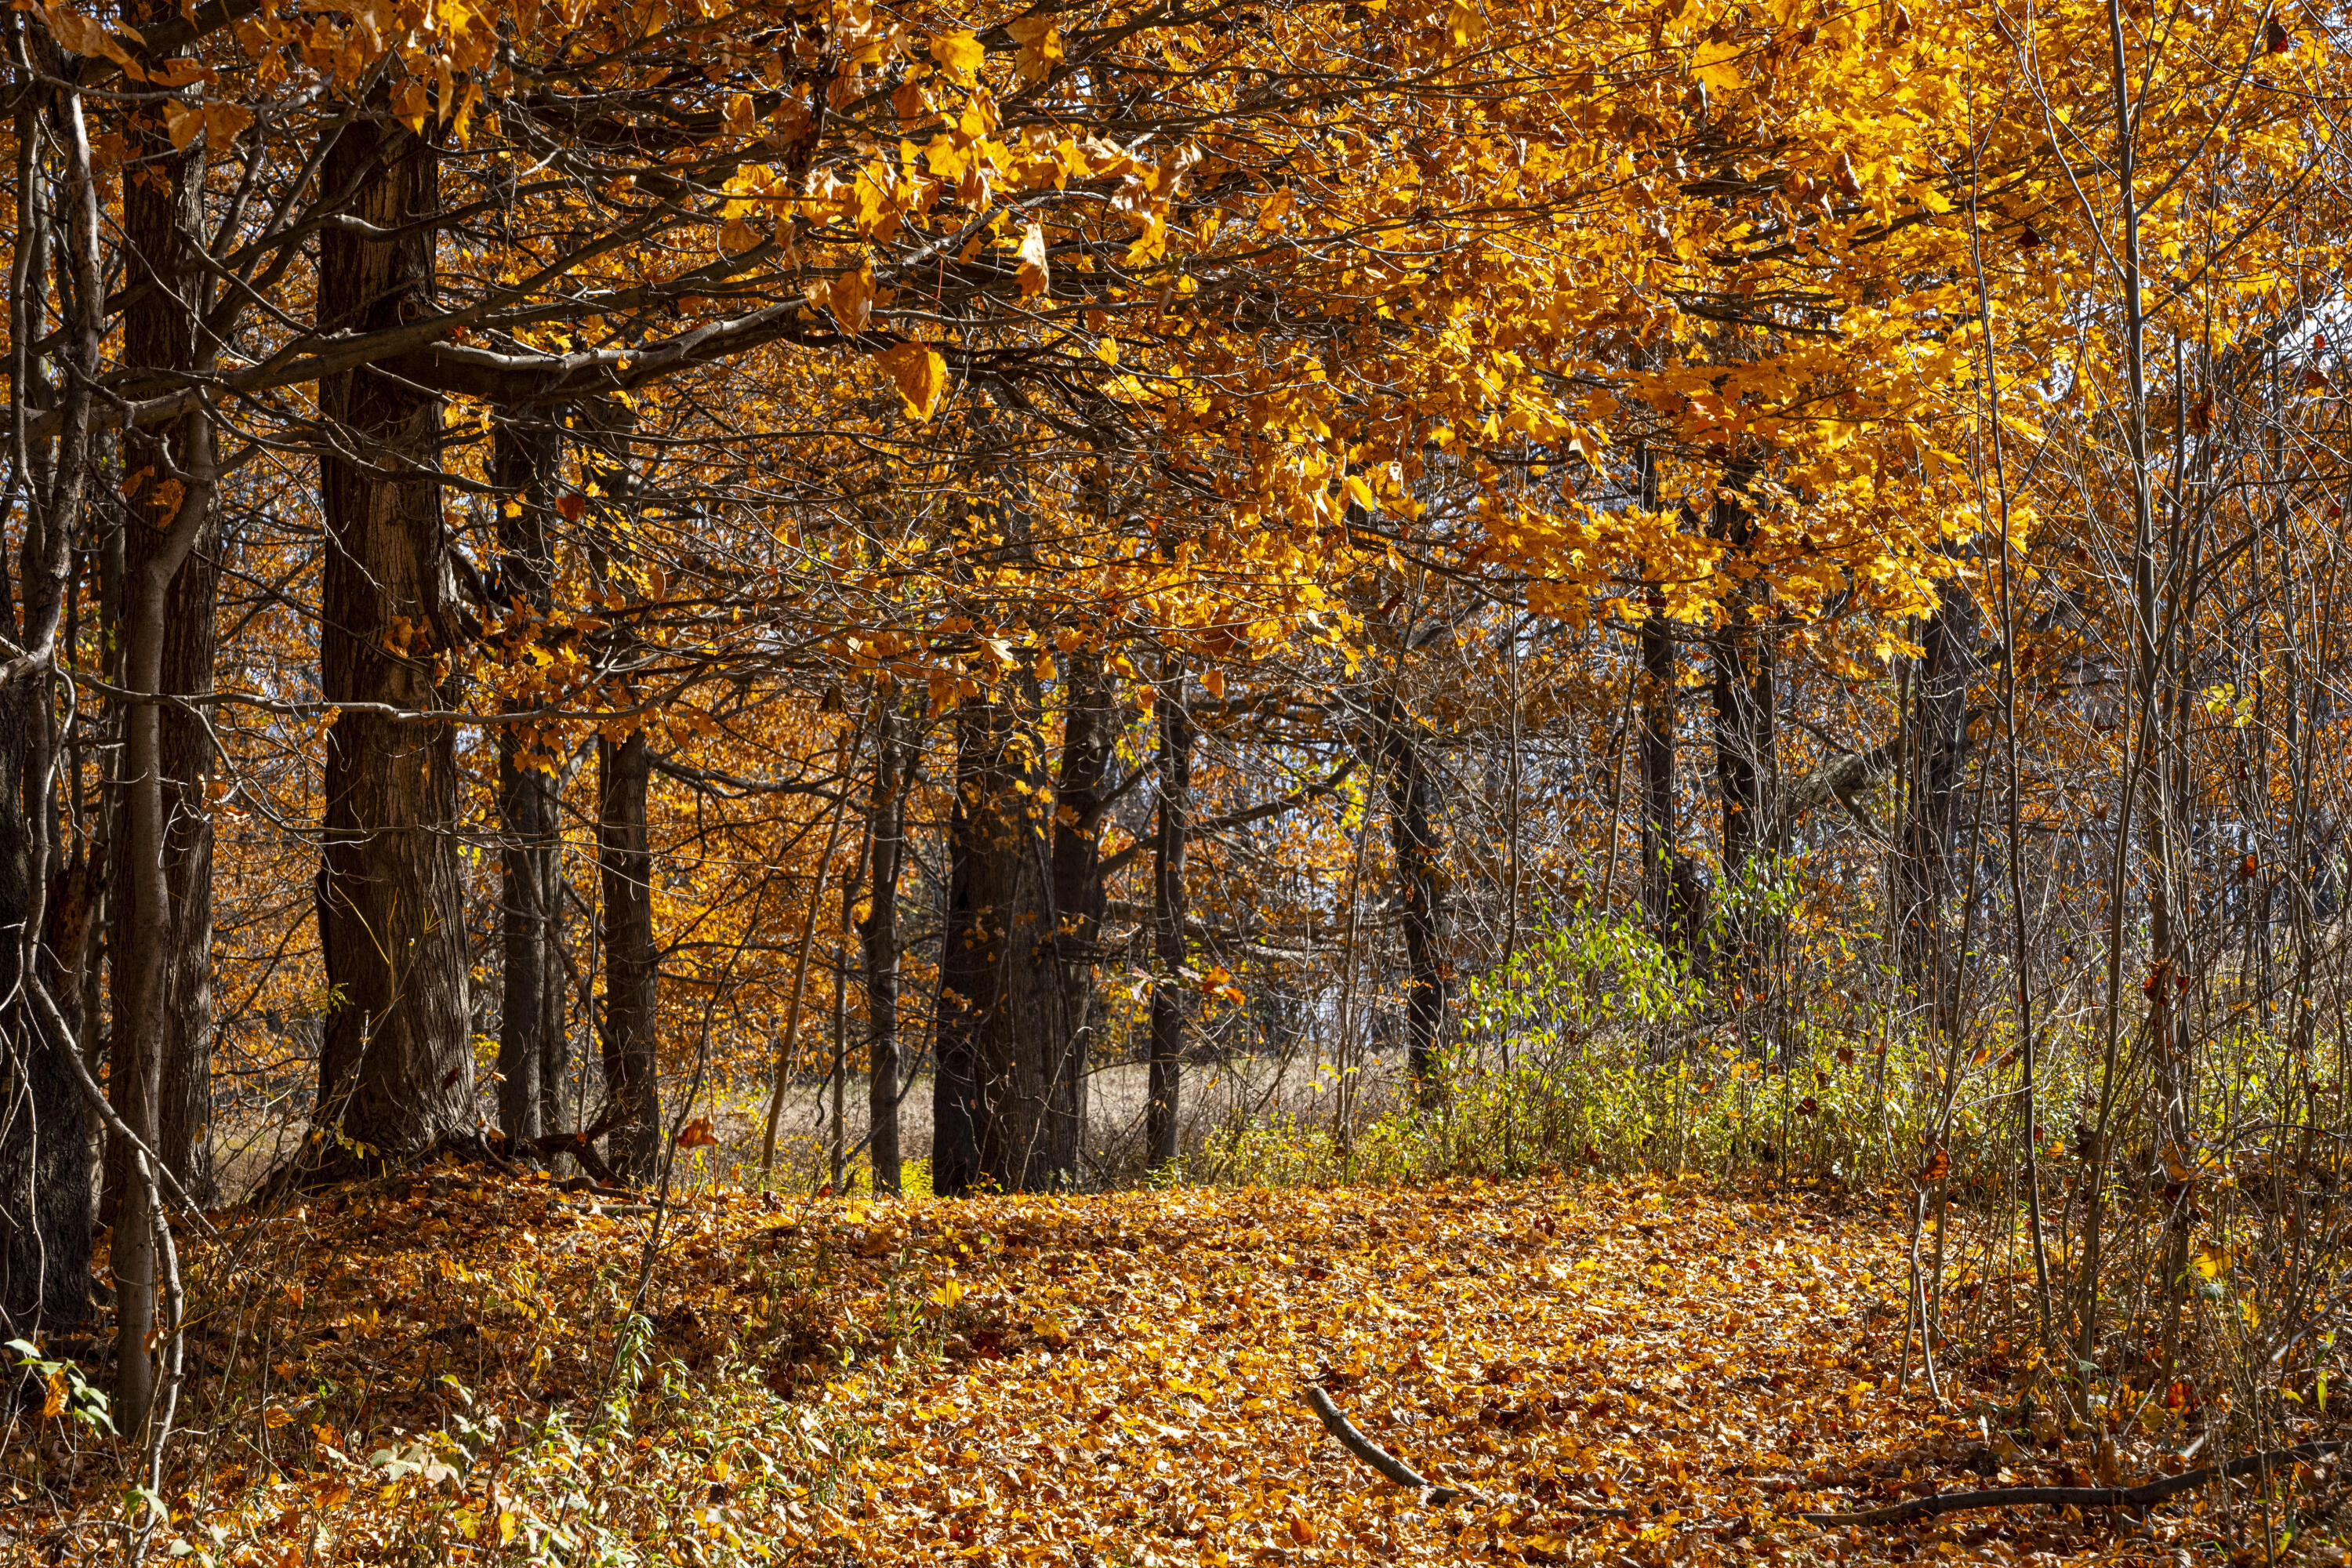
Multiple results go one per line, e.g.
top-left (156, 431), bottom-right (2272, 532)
top-left (1709, 485), bottom-right (1773, 885)
top-left (0, 837), bottom-right (97, 1338)
top-left (1895, 593), bottom-right (1976, 1029)
top-left (314, 109), bottom-right (473, 1158)
top-left (82, 38), bottom-right (215, 1446)
top-left (1049, 652), bottom-right (1115, 1175)
top-left (933, 710), bottom-right (982, 1196)
top-left (861, 699), bottom-right (915, 1192)
top-left (153, 568), bottom-right (216, 1205)
top-left (597, 731), bottom-right (660, 1181)
top-left (0, 65), bottom-right (99, 1347)
top-left (1635, 447), bottom-right (1684, 950)
top-left (492, 414), bottom-right (562, 1144)
top-left (1708, 467), bottom-right (1776, 1030)
top-left (1639, 583), bottom-right (1679, 941)
top-left (932, 685), bottom-right (1062, 1194)
top-left (1376, 692), bottom-right (1450, 1097)
top-left (829, 790), bottom-right (869, 1192)
top-left (113, 67), bottom-right (223, 1212)
top-left (1148, 663), bottom-right (1192, 1165)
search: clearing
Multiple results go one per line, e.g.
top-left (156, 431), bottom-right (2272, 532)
top-left (9, 1174), bottom-right (2337, 1566)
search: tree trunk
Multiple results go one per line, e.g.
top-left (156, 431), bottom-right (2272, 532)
top-left (1708, 470), bottom-right (1770, 874)
top-left (492, 413), bottom-right (564, 1144)
top-left (1895, 591), bottom-right (1976, 1028)
top-left (86, 54), bottom-right (216, 1439)
top-left (153, 564), bottom-right (217, 1204)
top-left (597, 731), bottom-right (660, 1182)
top-left (117, 84), bottom-right (220, 1211)
top-left (1375, 692), bottom-right (1450, 1096)
top-left (861, 699), bottom-right (916, 1193)
top-left (1148, 665), bottom-right (1192, 1164)
top-left (1638, 583), bottom-right (1679, 942)
top-left (931, 686), bottom-right (1062, 1195)
top-left (1708, 469), bottom-right (1776, 1018)
top-left (0, 70), bottom-right (103, 1352)
top-left (0, 811), bottom-right (96, 1341)
top-left (314, 110), bottom-right (473, 1158)
top-left (1048, 652), bottom-right (1115, 1175)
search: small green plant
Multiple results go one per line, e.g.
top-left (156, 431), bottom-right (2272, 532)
top-left (7, 1338), bottom-right (115, 1436)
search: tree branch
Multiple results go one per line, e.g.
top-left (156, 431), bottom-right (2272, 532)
top-left (1798, 1442), bottom-right (2346, 1526)
top-left (1301, 1385), bottom-right (1484, 1505)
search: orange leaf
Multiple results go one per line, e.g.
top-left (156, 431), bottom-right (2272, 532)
top-left (1016, 223), bottom-right (1050, 299)
top-left (878, 341), bottom-right (948, 421)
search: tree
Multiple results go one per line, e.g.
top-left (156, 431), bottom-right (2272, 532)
top-left (313, 108), bottom-right (474, 1160)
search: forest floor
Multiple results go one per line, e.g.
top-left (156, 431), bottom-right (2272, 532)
top-left (6, 1173), bottom-right (2344, 1566)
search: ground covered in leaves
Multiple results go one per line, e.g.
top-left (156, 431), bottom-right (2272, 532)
top-left (6, 1172), bottom-right (2344, 1565)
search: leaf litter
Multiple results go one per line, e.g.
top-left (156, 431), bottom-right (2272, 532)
top-left (19, 1171), bottom-right (2343, 1564)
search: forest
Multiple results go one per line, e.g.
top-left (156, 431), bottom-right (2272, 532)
top-left (1, 0), bottom-right (2350, 1560)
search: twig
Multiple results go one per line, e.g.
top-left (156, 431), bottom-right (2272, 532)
top-left (1798, 1441), bottom-right (2347, 1526)
top-left (1301, 1385), bottom-right (1484, 1505)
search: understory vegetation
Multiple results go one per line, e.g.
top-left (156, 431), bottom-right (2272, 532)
top-left (3, 0), bottom-right (2352, 1559)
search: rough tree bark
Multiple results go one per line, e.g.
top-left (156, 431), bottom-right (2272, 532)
top-left (597, 731), bottom-right (660, 1182)
top-left (1709, 479), bottom-right (1775, 885)
top-left (1147, 662), bottom-right (1192, 1165)
top-left (861, 698), bottom-right (916, 1193)
top-left (0, 840), bottom-right (97, 1339)
top-left (0, 74), bottom-right (103, 1348)
top-left (1048, 652), bottom-right (1115, 1171)
top-left (1638, 583), bottom-right (1679, 943)
top-left (1895, 591), bottom-right (1977, 1028)
top-left (1707, 468), bottom-right (1777, 1028)
top-left (118, 60), bottom-right (220, 1211)
top-left (1374, 692), bottom-right (1450, 1095)
top-left (931, 684), bottom-right (1065, 1195)
top-left (314, 108), bottom-right (474, 1158)
top-left (492, 413), bottom-right (565, 1143)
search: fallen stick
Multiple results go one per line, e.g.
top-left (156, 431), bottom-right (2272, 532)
top-left (1799, 1441), bottom-right (2347, 1526)
top-left (1301, 1385), bottom-right (1485, 1505)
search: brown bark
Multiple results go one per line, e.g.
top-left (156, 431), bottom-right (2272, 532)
top-left (314, 109), bottom-right (474, 1158)
top-left (1709, 477), bottom-right (1775, 885)
top-left (492, 413), bottom-right (565, 1143)
top-left (932, 684), bottom-right (1065, 1194)
top-left (0, 839), bottom-right (97, 1339)
top-left (597, 731), bottom-right (660, 1182)
top-left (1374, 692), bottom-right (1449, 1096)
top-left (1148, 664), bottom-right (1192, 1164)
top-left (118, 71), bottom-right (219, 1211)
top-left (1895, 591), bottom-right (1978, 1026)
top-left (1706, 467), bottom-right (1777, 1029)
top-left (861, 699), bottom-right (916, 1193)
top-left (1638, 584), bottom-right (1679, 942)
top-left (0, 75), bottom-right (110, 1378)
top-left (1047, 652), bottom-right (1115, 1173)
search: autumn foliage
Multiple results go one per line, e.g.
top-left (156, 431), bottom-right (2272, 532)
top-left (2, 0), bottom-right (2352, 1558)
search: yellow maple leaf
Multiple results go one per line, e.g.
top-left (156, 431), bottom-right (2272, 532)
top-left (162, 100), bottom-right (204, 151)
top-left (930, 30), bottom-right (985, 85)
top-left (1016, 222), bottom-right (1051, 297)
top-left (819, 260), bottom-right (876, 335)
top-left (394, 78), bottom-right (432, 136)
top-left (878, 340), bottom-right (948, 421)
top-left (1693, 41), bottom-right (1744, 93)
top-left (1008, 16), bottom-right (1062, 82)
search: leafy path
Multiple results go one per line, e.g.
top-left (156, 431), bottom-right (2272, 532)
top-left (43, 1174), bottom-right (2337, 1563)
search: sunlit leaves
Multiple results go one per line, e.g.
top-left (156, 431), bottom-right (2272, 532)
top-left (818, 260), bottom-right (877, 335)
top-left (1015, 222), bottom-right (1051, 299)
top-left (877, 341), bottom-right (948, 421)
top-left (928, 29), bottom-right (984, 85)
